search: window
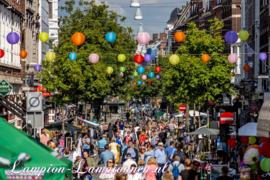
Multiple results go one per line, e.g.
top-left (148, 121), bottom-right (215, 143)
top-left (263, 0), bottom-right (268, 5)
top-left (17, 120), bottom-right (21, 126)
top-left (162, 36), bottom-right (166, 40)
top-left (49, 2), bottom-right (53, 18)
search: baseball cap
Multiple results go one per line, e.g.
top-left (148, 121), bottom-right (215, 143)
top-left (158, 142), bottom-right (164, 146)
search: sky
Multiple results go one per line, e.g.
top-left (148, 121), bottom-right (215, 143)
top-left (58, 0), bottom-right (186, 38)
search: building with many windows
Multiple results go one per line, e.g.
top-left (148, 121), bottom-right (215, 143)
top-left (48, 0), bottom-right (59, 48)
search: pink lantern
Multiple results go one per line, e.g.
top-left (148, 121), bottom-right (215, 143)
top-left (89, 53), bottom-right (99, 63)
top-left (228, 54), bottom-right (238, 64)
top-left (137, 32), bottom-right (150, 45)
top-left (119, 72), bottom-right (124, 77)
top-left (142, 75), bottom-right (147, 80)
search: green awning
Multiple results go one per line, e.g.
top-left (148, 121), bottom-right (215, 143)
top-left (154, 112), bottom-right (165, 117)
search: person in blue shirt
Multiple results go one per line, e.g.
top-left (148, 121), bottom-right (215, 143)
top-left (98, 134), bottom-right (107, 155)
top-left (82, 134), bottom-right (90, 156)
top-left (165, 141), bottom-right (176, 164)
top-left (98, 144), bottom-right (115, 167)
top-left (155, 142), bottom-right (167, 180)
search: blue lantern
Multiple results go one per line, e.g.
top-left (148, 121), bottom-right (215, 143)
top-left (131, 75), bottom-right (134, 79)
top-left (137, 67), bottom-right (145, 74)
top-left (225, 31), bottom-right (238, 44)
top-left (148, 72), bottom-right (155, 78)
top-left (105, 32), bottom-right (116, 43)
top-left (137, 81), bottom-right (142, 85)
top-left (69, 53), bottom-right (77, 61)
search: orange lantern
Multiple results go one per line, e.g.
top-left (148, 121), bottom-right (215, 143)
top-left (243, 64), bottom-right (251, 72)
top-left (133, 82), bottom-right (136, 85)
top-left (174, 32), bottom-right (185, 43)
top-left (19, 50), bottom-right (27, 58)
top-left (231, 72), bottom-right (235, 77)
top-left (71, 32), bottom-right (85, 46)
top-left (201, 54), bottom-right (210, 62)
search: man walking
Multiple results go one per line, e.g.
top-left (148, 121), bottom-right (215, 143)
top-left (155, 142), bottom-right (167, 180)
top-left (126, 110), bottom-right (130, 123)
top-left (98, 144), bottom-right (114, 167)
top-left (159, 128), bottom-right (167, 144)
top-left (168, 121), bottom-right (175, 140)
top-left (82, 134), bottom-right (91, 156)
top-left (122, 140), bottom-right (138, 164)
top-left (98, 134), bottom-right (107, 155)
top-left (77, 151), bottom-right (95, 180)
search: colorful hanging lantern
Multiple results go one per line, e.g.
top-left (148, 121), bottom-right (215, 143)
top-left (134, 72), bottom-right (138, 77)
top-left (131, 75), bottom-right (134, 79)
top-left (259, 155), bottom-right (265, 162)
top-left (119, 72), bottom-right (124, 77)
top-left (0, 49), bottom-right (5, 58)
top-left (137, 67), bottom-right (145, 74)
top-left (71, 32), bottom-right (85, 46)
top-left (244, 148), bottom-right (260, 165)
top-left (228, 138), bottom-right (236, 148)
top-left (137, 81), bottom-right (142, 85)
top-left (144, 54), bottom-right (152, 63)
top-left (45, 52), bottom-right (56, 61)
top-left (34, 65), bottom-right (41, 72)
top-left (156, 75), bottom-right (160, 79)
top-left (261, 158), bottom-right (270, 172)
top-left (106, 67), bottom-right (113, 74)
top-left (142, 75), bottom-right (147, 80)
top-left (243, 64), bottom-right (251, 72)
top-left (133, 82), bottom-right (136, 85)
top-left (259, 52), bottom-right (267, 61)
top-left (137, 32), bottom-right (150, 45)
top-left (225, 31), bottom-right (238, 44)
top-left (201, 54), bottom-right (210, 63)
top-left (148, 81), bottom-right (152, 84)
top-left (134, 54), bottom-right (144, 64)
top-left (241, 136), bottom-right (249, 144)
top-left (228, 54), bottom-right (238, 63)
top-left (231, 72), bottom-right (235, 77)
top-left (249, 137), bottom-right (256, 144)
top-left (39, 32), bottom-right (49, 42)
top-left (7, 32), bottom-right (20, 45)
top-left (142, 82), bottom-right (145, 85)
top-left (174, 31), bottom-right (185, 43)
top-left (69, 53), bottom-right (77, 61)
top-left (148, 72), bottom-right (154, 78)
top-left (169, 55), bottom-right (180, 65)
top-left (118, 54), bottom-right (126, 62)
top-left (19, 50), bottom-right (27, 58)
top-left (89, 53), bottom-right (99, 63)
top-left (260, 137), bottom-right (268, 143)
top-left (105, 32), bottom-right (116, 43)
top-left (238, 30), bottom-right (249, 41)
top-left (119, 67), bottom-right (126, 73)
top-left (261, 140), bottom-right (270, 158)
top-left (155, 67), bottom-right (161, 73)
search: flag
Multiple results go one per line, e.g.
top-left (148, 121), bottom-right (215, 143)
top-left (245, 42), bottom-right (254, 57)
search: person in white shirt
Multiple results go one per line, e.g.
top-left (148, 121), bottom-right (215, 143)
top-left (134, 123), bottom-right (140, 139)
top-left (123, 153), bottom-right (137, 169)
top-left (127, 164), bottom-right (143, 180)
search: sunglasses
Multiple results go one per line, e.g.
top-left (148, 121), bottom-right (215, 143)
top-left (108, 161), bottom-right (113, 163)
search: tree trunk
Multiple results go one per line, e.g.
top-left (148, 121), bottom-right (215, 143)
top-left (193, 103), bottom-right (196, 124)
top-left (97, 99), bottom-right (101, 122)
top-left (186, 102), bottom-right (190, 132)
top-left (207, 103), bottom-right (210, 124)
top-left (166, 101), bottom-right (169, 120)
top-left (155, 97), bottom-right (158, 114)
top-left (62, 106), bottom-right (65, 147)
top-left (90, 102), bottom-right (93, 122)
top-left (74, 100), bottom-right (78, 141)
top-left (198, 102), bottom-right (201, 128)
top-left (140, 100), bottom-right (143, 118)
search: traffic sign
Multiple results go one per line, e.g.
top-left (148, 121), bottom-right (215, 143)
top-left (0, 79), bottom-right (13, 96)
top-left (220, 112), bottom-right (234, 126)
top-left (179, 104), bottom-right (186, 112)
top-left (26, 92), bottom-right (42, 112)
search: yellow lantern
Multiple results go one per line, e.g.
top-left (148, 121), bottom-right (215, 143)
top-left (39, 32), bottom-right (49, 42)
top-left (118, 54), bottom-right (126, 62)
top-left (238, 30), bottom-right (249, 41)
top-left (45, 52), bottom-right (56, 62)
top-left (106, 67), bottom-right (113, 74)
top-left (169, 55), bottom-right (180, 65)
top-left (249, 137), bottom-right (256, 144)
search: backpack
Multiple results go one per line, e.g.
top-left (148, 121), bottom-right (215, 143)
top-left (172, 163), bottom-right (181, 180)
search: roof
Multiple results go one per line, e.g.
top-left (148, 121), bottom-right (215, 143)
top-left (167, 8), bottom-right (181, 24)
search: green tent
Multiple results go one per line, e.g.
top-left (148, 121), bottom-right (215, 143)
top-left (0, 117), bottom-right (72, 180)
top-left (154, 112), bottom-right (165, 117)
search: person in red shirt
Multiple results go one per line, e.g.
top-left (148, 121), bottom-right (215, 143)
top-left (139, 130), bottom-right (146, 146)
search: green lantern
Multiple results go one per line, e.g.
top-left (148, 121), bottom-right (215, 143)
top-left (119, 67), bottom-right (126, 73)
top-left (134, 72), bottom-right (138, 77)
top-left (239, 30), bottom-right (249, 41)
top-left (260, 158), bottom-right (270, 172)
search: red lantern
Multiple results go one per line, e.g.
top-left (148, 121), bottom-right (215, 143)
top-left (220, 112), bottom-right (234, 126)
top-left (243, 64), bottom-right (251, 72)
top-left (134, 54), bottom-right (144, 64)
top-left (155, 67), bottom-right (161, 73)
top-left (261, 137), bottom-right (268, 143)
top-left (0, 49), bottom-right (4, 58)
top-left (148, 81), bottom-right (152, 84)
top-left (228, 138), bottom-right (236, 148)
top-left (261, 140), bottom-right (270, 158)
top-left (241, 136), bottom-right (249, 144)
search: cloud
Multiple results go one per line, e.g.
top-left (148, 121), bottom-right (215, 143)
top-left (94, 0), bottom-right (126, 15)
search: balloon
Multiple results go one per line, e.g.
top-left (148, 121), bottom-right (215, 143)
top-left (137, 81), bottom-right (142, 85)
top-left (246, 145), bottom-right (261, 153)
top-left (244, 148), bottom-right (260, 165)
top-left (134, 54), bottom-right (144, 64)
top-left (225, 31), bottom-right (238, 44)
top-left (155, 67), bottom-right (161, 73)
top-left (148, 72), bottom-right (154, 78)
top-left (148, 81), bottom-right (152, 84)
top-left (137, 67), bottom-right (145, 74)
top-left (34, 65), bottom-right (41, 72)
top-left (231, 72), bottom-right (235, 77)
top-left (119, 67), bottom-right (126, 73)
top-left (69, 53), bottom-right (77, 61)
top-left (142, 82), bottom-right (145, 85)
top-left (142, 75), bottom-right (147, 80)
top-left (174, 31), bottom-right (185, 42)
top-left (228, 138), bottom-right (236, 148)
top-left (156, 75), bottom-right (160, 79)
top-left (71, 32), bottom-right (85, 46)
top-left (261, 140), bottom-right (270, 158)
top-left (201, 54), bottom-right (210, 62)
top-left (259, 155), bottom-right (265, 162)
top-left (89, 53), bottom-right (99, 63)
top-left (119, 72), bottom-right (124, 77)
top-left (118, 54), bottom-right (126, 62)
top-left (19, 50), bottom-right (27, 58)
top-left (39, 32), bottom-right (49, 42)
top-left (144, 54), bottom-right (152, 62)
top-left (131, 75), bottom-right (134, 79)
top-left (249, 137), bottom-right (256, 144)
top-left (0, 49), bottom-right (5, 58)
top-left (134, 72), bottom-right (138, 77)
top-left (45, 52), bottom-right (56, 61)
top-left (169, 55), bottom-right (180, 65)
top-left (261, 158), bottom-right (270, 172)
top-left (228, 54), bottom-right (238, 63)
top-left (7, 32), bottom-right (20, 44)
top-left (260, 142), bottom-right (264, 148)
top-left (137, 32), bottom-right (150, 45)
top-left (241, 136), bottom-right (249, 144)
top-left (238, 30), bottom-right (249, 41)
top-left (106, 67), bottom-right (113, 74)
top-left (243, 64), bottom-right (251, 72)
top-left (105, 32), bottom-right (116, 43)
top-left (261, 137), bottom-right (268, 143)
top-left (259, 52), bottom-right (267, 61)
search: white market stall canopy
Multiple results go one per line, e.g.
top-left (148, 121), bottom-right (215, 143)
top-left (229, 122), bottom-right (268, 137)
top-left (77, 117), bottom-right (100, 127)
top-left (174, 110), bottom-right (209, 118)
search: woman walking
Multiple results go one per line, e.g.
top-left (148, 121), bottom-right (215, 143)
top-left (109, 137), bottom-right (121, 163)
top-left (108, 123), bottom-right (113, 142)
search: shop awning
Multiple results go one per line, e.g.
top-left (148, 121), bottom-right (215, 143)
top-left (77, 117), bottom-right (100, 127)
top-left (257, 94), bottom-right (270, 137)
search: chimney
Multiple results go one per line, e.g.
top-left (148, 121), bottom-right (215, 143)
top-left (153, 34), bottom-right (158, 42)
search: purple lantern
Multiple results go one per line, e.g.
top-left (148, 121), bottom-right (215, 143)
top-left (225, 31), bottom-right (238, 44)
top-left (34, 65), bottom-right (41, 72)
top-left (6, 32), bottom-right (20, 45)
top-left (259, 52), bottom-right (267, 61)
top-left (144, 54), bottom-right (152, 63)
top-left (156, 75), bottom-right (160, 79)
top-left (142, 82), bottom-right (145, 85)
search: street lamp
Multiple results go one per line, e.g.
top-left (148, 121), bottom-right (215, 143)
top-left (130, 0), bottom-right (140, 7)
top-left (138, 23), bottom-right (144, 33)
top-left (134, 8), bottom-right (143, 20)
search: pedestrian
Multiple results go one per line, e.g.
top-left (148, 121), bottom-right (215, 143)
top-left (175, 143), bottom-right (184, 164)
top-left (162, 171), bottom-right (174, 180)
top-left (192, 160), bottom-right (200, 177)
top-left (107, 123), bottom-right (113, 142)
top-left (123, 153), bottom-right (137, 169)
top-left (122, 140), bottom-right (138, 164)
top-left (62, 147), bottom-right (72, 161)
top-left (178, 159), bottom-right (198, 180)
top-left (165, 136), bottom-right (173, 148)
top-left (126, 110), bottom-right (130, 123)
top-left (115, 173), bottom-right (127, 180)
top-left (154, 137), bottom-right (161, 149)
top-left (154, 142), bottom-right (166, 180)
top-left (142, 157), bottom-right (157, 180)
top-left (158, 128), bottom-right (167, 145)
top-left (138, 146), bottom-right (146, 160)
top-left (216, 166), bottom-right (233, 180)
top-left (144, 144), bottom-right (155, 164)
top-left (98, 144), bottom-right (115, 167)
top-left (98, 134), bottom-right (107, 155)
top-left (119, 120), bottom-right (125, 136)
top-left (82, 134), bottom-right (91, 156)
top-left (103, 122), bottom-right (108, 134)
top-left (167, 156), bottom-right (185, 180)
top-left (139, 130), bottom-right (146, 146)
top-left (151, 132), bottom-right (158, 146)
top-left (168, 121), bottom-right (175, 140)
top-left (165, 141), bottom-right (176, 164)
top-left (99, 159), bottom-right (115, 180)
top-left (112, 122), bottom-right (118, 137)
top-left (109, 137), bottom-right (121, 163)
top-left (81, 151), bottom-right (95, 180)
top-left (127, 164), bottom-right (143, 180)
top-left (115, 131), bottom-right (123, 155)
